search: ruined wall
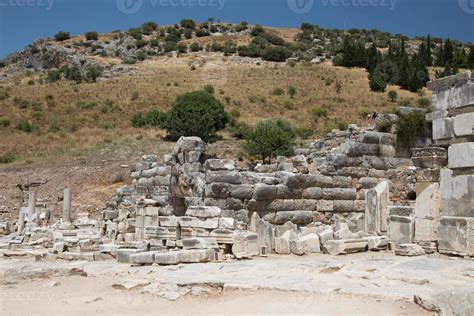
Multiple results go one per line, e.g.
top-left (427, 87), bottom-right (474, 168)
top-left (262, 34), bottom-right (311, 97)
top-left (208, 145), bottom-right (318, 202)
top-left (426, 71), bottom-right (474, 256)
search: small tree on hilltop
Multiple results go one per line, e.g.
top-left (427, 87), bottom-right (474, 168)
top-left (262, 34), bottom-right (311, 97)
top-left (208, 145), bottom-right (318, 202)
top-left (55, 31), bottom-right (70, 41)
top-left (243, 118), bottom-right (296, 164)
top-left (85, 31), bottom-right (99, 41)
top-left (160, 90), bottom-right (229, 142)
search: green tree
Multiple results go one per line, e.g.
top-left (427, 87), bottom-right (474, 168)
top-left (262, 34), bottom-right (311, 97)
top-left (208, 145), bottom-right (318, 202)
top-left (468, 45), bottom-right (474, 69)
top-left (180, 19), bottom-right (196, 29)
top-left (159, 90), bottom-right (229, 142)
top-left (387, 90), bottom-right (398, 102)
top-left (85, 31), bottom-right (99, 41)
top-left (261, 46), bottom-right (292, 62)
top-left (47, 69), bottom-right (61, 83)
top-left (288, 85), bottom-right (297, 98)
top-left (369, 67), bottom-right (387, 92)
top-left (62, 65), bottom-right (82, 83)
top-left (86, 65), bottom-right (103, 82)
top-left (54, 31), bottom-right (70, 41)
top-left (243, 119), bottom-right (296, 164)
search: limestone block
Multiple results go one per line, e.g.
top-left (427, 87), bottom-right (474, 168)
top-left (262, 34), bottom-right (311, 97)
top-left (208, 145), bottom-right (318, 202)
top-left (453, 113), bottom-right (474, 137)
top-left (275, 185), bottom-right (303, 199)
top-left (129, 251), bottom-right (158, 264)
top-left (333, 200), bottom-right (354, 212)
top-left (388, 215), bottom-right (415, 245)
top-left (323, 239), bottom-right (367, 255)
top-left (274, 237), bottom-right (291, 254)
top-left (219, 217), bottom-right (236, 230)
top-left (448, 143), bottom-right (474, 169)
top-left (425, 110), bottom-right (448, 122)
top-left (209, 229), bottom-right (234, 244)
top-left (302, 187), bottom-right (322, 199)
top-left (300, 234), bottom-right (321, 253)
top-left (204, 159), bottom-right (235, 171)
top-left (180, 249), bottom-right (215, 263)
top-left (334, 221), bottom-right (352, 240)
top-left (182, 238), bottom-right (218, 250)
top-left (159, 216), bottom-right (180, 227)
top-left (433, 118), bottom-right (454, 140)
top-left (365, 181), bottom-right (390, 233)
top-left (415, 183), bottom-right (441, 219)
top-left (430, 79), bottom-right (474, 111)
top-left (289, 240), bottom-right (310, 256)
top-left (318, 200), bottom-right (334, 212)
top-left (394, 243), bottom-right (425, 256)
top-left (232, 231), bottom-right (259, 258)
top-left (173, 136), bottom-right (207, 155)
top-left (252, 184), bottom-right (277, 201)
top-left (318, 228), bottom-right (334, 245)
top-left (388, 206), bottom-right (414, 217)
top-left (154, 251), bottom-right (181, 265)
top-left (249, 213), bottom-right (275, 252)
top-left (415, 218), bottom-right (438, 242)
top-left (230, 184), bottom-right (254, 200)
top-left (179, 217), bottom-right (219, 229)
top-left (437, 216), bottom-right (474, 256)
top-left (206, 171), bottom-right (242, 185)
top-left (411, 147), bottom-right (447, 168)
top-left (366, 236), bottom-right (389, 251)
top-left (186, 206), bottom-right (221, 218)
top-left (205, 183), bottom-right (230, 198)
top-left (117, 249), bottom-right (143, 263)
top-left (440, 169), bottom-right (474, 217)
top-left (357, 177), bottom-right (379, 190)
top-left (322, 188), bottom-right (356, 200)
top-left (342, 141), bottom-right (379, 157)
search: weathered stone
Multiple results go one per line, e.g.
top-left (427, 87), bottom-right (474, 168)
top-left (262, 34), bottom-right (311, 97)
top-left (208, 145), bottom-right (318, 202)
top-left (179, 217), bottom-right (219, 229)
top-left (323, 239), bottom-right (367, 255)
top-left (129, 251), bottom-right (159, 264)
top-left (440, 169), bottom-right (474, 217)
top-left (358, 177), bottom-right (380, 189)
top-left (388, 215), bottom-right (415, 245)
top-left (206, 171), bottom-right (242, 184)
top-left (394, 243), bottom-right (425, 256)
top-left (154, 251), bottom-right (181, 265)
top-left (437, 216), bottom-right (474, 256)
top-left (318, 228), bottom-right (334, 245)
top-left (415, 218), bottom-right (438, 242)
top-left (173, 136), bottom-right (207, 155)
top-left (209, 229), bottom-right (234, 243)
top-left (448, 143), bottom-right (474, 169)
top-left (274, 230), bottom-right (297, 254)
top-left (219, 217), bottom-right (236, 230)
top-left (180, 249), bottom-right (215, 263)
top-left (430, 78), bottom-right (474, 111)
top-left (182, 238), bottom-right (218, 250)
top-left (342, 141), bottom-right (379, 157)
top-left (230, 185), bottom-right (254, 200)
top-left (289, 240), bottom-right (310, 256)
top-left (232, 231), bottom-right (259, 258)
top-left (433, 118), bottom-right (454, 140)
top-left (453, 113), bottom-right (474, 137)
top-left (365, 181), bottom-right (390, 233)
top-left (300, 234), bottom-right (321, 253)
top-left (117, 249), bottom-right (143, 263)
top-left (186, 206), bottom-right (221, 218)
top-left (366, 236), bottom-right (389, 251)
top-left (249, 213), bottom-right (275, 252)
top-left (318, 200), bottom-right (333, 212)
top-left (252, 184), bottom-right (277, 201)
top-left (388, 206), bottom-right (414, 217)
top-left (322, 188), bottom-right (356, 200)
top-left (334, 221), bottom-right (352, 240)
top-left (415, 183), bottom-right (441, 219)
top-left (204, 159), bottom-right (235, 171)
top-left (302, 187), bottom-right (322, 199)
top-left (205, 183), bottom-right (230, 198)
top-left (159, 216), bottom-right (180, 227)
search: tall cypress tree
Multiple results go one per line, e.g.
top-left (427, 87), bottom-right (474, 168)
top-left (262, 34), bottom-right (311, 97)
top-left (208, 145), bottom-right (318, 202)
top-left (426, 34), bottom-right (432, 66)
top-left (443, 39), bottom-right (454, 67)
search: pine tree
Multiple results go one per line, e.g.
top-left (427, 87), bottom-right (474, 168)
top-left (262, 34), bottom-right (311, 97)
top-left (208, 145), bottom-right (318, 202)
top-left (443, 39), bottom-right (454, 67)
top-left (387, 40), bottom-right (394, 60)
top-left (435, 42), bottom-right (445, 67)
top-left (369, 66), bottom-right (387, 92)
top-left (426, 34), bottom-right (432, 66)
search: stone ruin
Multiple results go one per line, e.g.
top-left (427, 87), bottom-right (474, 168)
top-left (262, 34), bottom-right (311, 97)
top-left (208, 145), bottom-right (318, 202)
top-left (1, 71), bottom-right (473, 264)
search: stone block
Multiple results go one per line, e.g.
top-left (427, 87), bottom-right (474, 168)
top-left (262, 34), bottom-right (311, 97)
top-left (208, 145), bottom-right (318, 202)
top-left (204, 159), bottom-right (235, 171)
top-left (129, 251), bottom-right (158, 264)
top-left (318, 228), bottom-right (334, 245)
top-left (437, 216), bottom-right (474, 256)
top-left (182, 238), bottom-right (218, 250)
top-left (433, 118), bottom-right (454, 140)
top-left (388, 206), bottom-right (414, 217)
top-left (440, 169), bottom-right (474, 217)
top-left (219, 217), bottom-right (236, 230)
top-left (334, 221), bottom-right (352, 240)
top-left (394, 244), bottom-right (425, 256)
top-left (274, 237), bottom-right (291, 254)
top-left (365, 181), bottom-right (390, 233)
top-left (415, 218), bottom-right (438, 242)
top-left (342, 141), bottom-right (379, 157)
top-left (318, 200), bottom-right (334, 212)
top-left (232, 231), bottom-right (259, 258)
top-left (179, 217), bottom-right (219, 229)
top-left (415, 183), bottom-right (441, 219)
top-left (323, 239), bottom-right (367, 255)
top-left (366, 236), bottom-right (389, 251)
top-left (159, 216), bottom-right (180, 227)
top-left (230, 184), bottom-right (254, 200)
top-left (117, 248), bottom-right (143, 263)
top-left (425, 110), bottom-right (448, 122)
top-left (416, 168), bottom-right (441, 182)
top-left (300, 234), bottom-right (321, 253)
top-left (453, 113), bottom-right (474, 137)
top-left (205, 183), bottom-right (230, 198)
top-left (322, 188), bottom-right (356, 200)
top-left (388, 215), bottom-right (415, 245)
top-left (206, 171), bottom-right (242, 184)
top-left (154, 251), bottom-right (181, 265)
top-left (430, 79), bottom-right (474, 111)
top-left (448, 143), bottom-right (474, 169)
top-left (209, 229), bottom-right (234, 244)
top-left (302, 187), bottom-right (322, 199)
top-left (252, 184), bottom-right (277, 201)
top-left (249, 213), bottom-right (275, 252)
top-left (333, 200), bottom-right (354, 212)
top-left (289, 240), bottom-right (310, 256)
top-left (186, 205), bottom-right (222, 218)
top-left (180, 249), bottom-right (215, 263)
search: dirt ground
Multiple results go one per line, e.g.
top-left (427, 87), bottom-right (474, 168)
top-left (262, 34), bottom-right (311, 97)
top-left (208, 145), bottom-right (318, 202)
top-left (1, 275), bottom-right (428, 315)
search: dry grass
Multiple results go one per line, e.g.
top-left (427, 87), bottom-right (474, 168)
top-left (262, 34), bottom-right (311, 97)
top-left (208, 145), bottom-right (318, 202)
top-left (0, 52), bottom-right (430, 164)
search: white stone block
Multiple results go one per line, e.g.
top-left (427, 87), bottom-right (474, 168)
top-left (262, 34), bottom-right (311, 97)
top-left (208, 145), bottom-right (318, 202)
top-left (432, 118), bottom-right (454, 140)
top-left (448, 142), bottom-right (474, 169)
top-left (431, 80), bottom-right (474, 111)
top-left (453, 113), bottom-right (474, 137)
top-left (415, 183), bottom-right (441, 219)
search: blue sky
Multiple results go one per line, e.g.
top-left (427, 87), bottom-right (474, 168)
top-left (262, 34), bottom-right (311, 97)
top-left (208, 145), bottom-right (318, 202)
top-left (0, 0), bottom-right (473, 58)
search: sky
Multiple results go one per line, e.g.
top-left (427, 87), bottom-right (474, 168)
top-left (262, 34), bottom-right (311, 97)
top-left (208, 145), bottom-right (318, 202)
top-left (0, 0), bottom-right (473, 58)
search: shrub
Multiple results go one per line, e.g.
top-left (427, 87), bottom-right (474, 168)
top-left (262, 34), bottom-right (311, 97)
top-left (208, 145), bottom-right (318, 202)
top-left (27, 79), bottom-right (35, 85)
top-left (0, 152), bottom-right (16, 164)
top-left (396, 111), bottom-right (429, 149)
top-left (387, 90), bottom-right (398, 102)
top-left (271, 87), bottom-right (284, 96)
top-left (0, 90), bottom-right (9, 100)
top-left (136, 39), bottom-right (148, 49)
top-left (177, 43), bottom-right (188, 54)
top-left (141, 21), bottom-right (158, 34)
top-left (251, 25), bottom-right (265, 37)
top-left (47, 69), bottom-right (61, 83)
top-left (335, 119), bottom-right (348, 131)
top-left (261, 46), bottom-right (292, 62)
top-left (196, 29), bottom-right (210, 37)
top-left (0, 118), bottom-right (10, 127)
top-left (189, 43), bottom-right (202, 52)
top-left (243, 118), bottom-right (296, 164)
top-left (54, 31), bottom-right (70, 41)
top-left (17, 120), bottom-right (32, 132)
top-left (377, 120), bottom-right (393, 133)
top-left (311, 107), bottom-right (328, 121)
top-left (158, 90), bottom-right (229, 142)
top-left (288, 85), bottom-right (296, 98)
top-left (86, 65), bottom-right (103, 82)
top-left (204, 84), bottom-right (215, 94)
top-left (180, 19), bottom-right (196, 29)
top-left (163, 41), bottom-right (178, 52)
top-left (62, 65), bottom-right (82, 83)
top-left (85, 31), bottom-right (99, 41)
top-left (335, 81), bottom-right (342, 94)
top-left (417, 97), bottom-right (431, 109)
